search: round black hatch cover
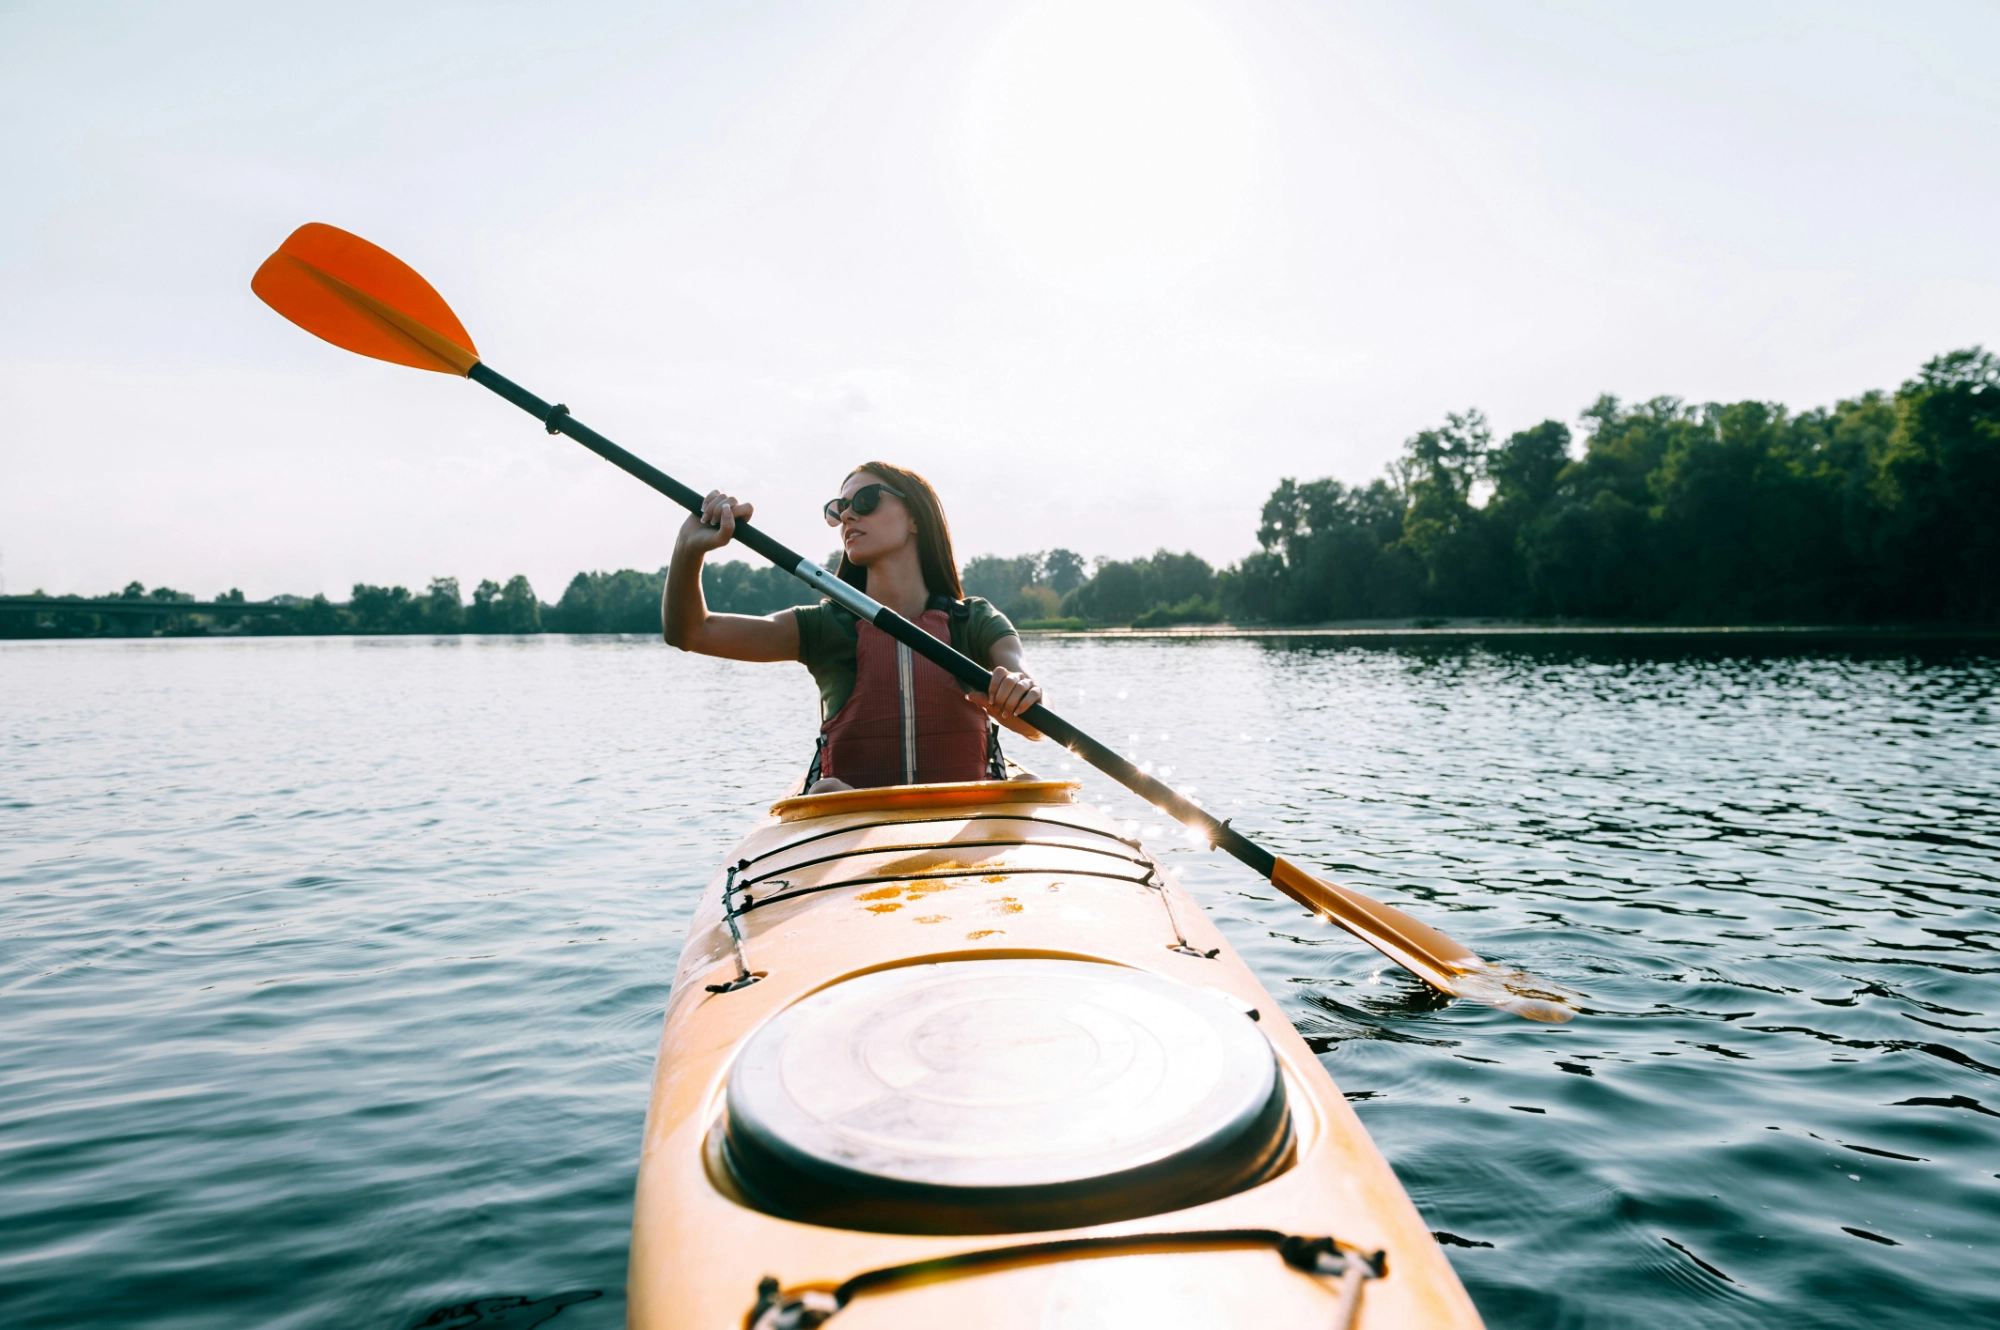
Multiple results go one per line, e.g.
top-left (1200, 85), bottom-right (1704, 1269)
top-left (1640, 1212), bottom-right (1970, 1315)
top-left (719, 958), bottom-right (1292, 1233)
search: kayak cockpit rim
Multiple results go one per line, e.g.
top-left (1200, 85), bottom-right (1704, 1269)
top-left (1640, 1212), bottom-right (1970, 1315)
top-left (767, 778), bottom-right (1081, 823)
top-left (731, 811), bottom-right (1145, 879)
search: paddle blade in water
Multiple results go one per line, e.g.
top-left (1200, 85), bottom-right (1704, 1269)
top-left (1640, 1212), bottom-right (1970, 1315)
top-left (252, 223), bottom-right (479, 375)
top-left (1269, 857), bottom-right (1579, 1023)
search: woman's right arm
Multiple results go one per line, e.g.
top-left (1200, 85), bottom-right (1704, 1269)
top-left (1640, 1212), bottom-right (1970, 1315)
top-left (662, 490), bottom-right (801, 662)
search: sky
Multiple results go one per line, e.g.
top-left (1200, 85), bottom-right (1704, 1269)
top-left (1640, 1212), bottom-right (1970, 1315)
top-left (2, 0), bottom-right (1996, 600)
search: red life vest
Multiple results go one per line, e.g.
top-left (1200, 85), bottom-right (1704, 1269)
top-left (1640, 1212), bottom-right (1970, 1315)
top-left (818, 606), bottom-right (993, 788)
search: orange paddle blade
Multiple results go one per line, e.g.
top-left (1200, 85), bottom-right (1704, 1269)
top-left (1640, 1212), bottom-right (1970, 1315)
top-left (251, 223), bottom-right (479, 376)
top-left (1270, 857), bottom-right (1580, 1022)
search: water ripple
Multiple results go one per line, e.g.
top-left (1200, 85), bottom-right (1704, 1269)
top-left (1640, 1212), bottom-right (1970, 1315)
top-left (3, 635), bottom-right (1996, 1328)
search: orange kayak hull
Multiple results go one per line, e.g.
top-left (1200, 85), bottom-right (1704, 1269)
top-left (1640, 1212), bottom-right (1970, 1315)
top-left (628, 781), bottom-right (1483, 1329)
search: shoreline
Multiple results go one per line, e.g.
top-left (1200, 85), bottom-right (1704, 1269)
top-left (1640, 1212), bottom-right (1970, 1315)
top-left (5, 605), bottom-right (1995, 647)
top-left (1019, 620), bottom-right (2000, 644)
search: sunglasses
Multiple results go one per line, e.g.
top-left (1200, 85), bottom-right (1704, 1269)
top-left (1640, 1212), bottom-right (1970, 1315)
top-left (822, 482), bottom-right (906, 526)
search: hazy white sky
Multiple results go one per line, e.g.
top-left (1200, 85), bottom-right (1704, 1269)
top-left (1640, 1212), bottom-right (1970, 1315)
top-left (3, 0), bottom-right (1995, 599)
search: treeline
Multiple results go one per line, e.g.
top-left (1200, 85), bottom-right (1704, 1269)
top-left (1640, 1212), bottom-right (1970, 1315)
top-left (10, 348), bottom-right (1992, 638)
top-left (1, 563), bottom-right (817, 637)
top-left (971, 346), bottom-right (1998, 627)
top-left (546, 561), bottom-right (814, 632)
top-left (1227, 347), bottom-right (2000, 624)
top-left (345, 576), bottom-right (544, 633)
top-left (961, 549), bottom-right (1224, 629)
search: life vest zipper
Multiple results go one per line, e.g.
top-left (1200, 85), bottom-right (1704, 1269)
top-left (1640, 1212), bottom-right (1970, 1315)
top-left (897, 640), bottom-right (916, 784)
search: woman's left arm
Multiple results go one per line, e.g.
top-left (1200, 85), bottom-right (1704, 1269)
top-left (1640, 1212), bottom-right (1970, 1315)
top-left (978, 635), bottom-right (1044, 741)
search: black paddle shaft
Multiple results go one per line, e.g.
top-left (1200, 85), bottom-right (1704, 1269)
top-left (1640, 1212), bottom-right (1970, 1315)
top-left (467, 362), bottom-right (1276, 878)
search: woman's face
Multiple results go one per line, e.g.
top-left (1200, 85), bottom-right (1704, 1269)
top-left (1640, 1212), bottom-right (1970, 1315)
top-left (836, 470), bottom-right (918, 568)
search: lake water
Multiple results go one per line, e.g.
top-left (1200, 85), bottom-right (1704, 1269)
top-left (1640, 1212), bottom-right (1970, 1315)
top-left (3, 633), bottom-right (1997, 1329)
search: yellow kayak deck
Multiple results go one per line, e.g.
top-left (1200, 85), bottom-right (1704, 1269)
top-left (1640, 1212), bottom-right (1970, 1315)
top-left (629, 781), bottom-right (1483, 1328)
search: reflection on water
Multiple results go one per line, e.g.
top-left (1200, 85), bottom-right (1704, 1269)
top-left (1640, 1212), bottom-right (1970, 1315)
top-left (2, 635), bottom-right (1995, 1328)
top-left (413, 1291), bottom-right (600, 1327)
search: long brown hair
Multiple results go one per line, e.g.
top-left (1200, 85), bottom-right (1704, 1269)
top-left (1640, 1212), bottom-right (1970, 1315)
top-left (836, 461), bottom-right (965, 601)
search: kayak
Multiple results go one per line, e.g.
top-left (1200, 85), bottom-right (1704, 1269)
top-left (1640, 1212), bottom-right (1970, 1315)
top-left (629, 779), bottom-right (1485, 1329)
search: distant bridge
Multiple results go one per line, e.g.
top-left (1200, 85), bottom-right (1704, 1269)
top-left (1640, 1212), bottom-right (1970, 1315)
top-left (0, 596), bottom-right (295, 614)
top-left (0, 596), bottom-right (303, 635)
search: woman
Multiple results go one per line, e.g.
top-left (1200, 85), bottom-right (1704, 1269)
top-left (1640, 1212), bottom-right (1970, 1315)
top-left (663, 462), bottom-right (1044, 793)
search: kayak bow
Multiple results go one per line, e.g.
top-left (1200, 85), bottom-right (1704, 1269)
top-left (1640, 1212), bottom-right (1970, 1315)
top-left (629, 780), bottom-right (1484, 1329)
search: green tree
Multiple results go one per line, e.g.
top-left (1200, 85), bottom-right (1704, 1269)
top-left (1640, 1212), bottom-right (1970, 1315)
top-left (1227, 476), bottom-right (1407, 622)
top-left (498, 575), bottom-right (541, 633)
top-left (1065, 559), bottom-right (1144, 622)
top-left (1487, 421), bottom-right (1571, 515)
top-left (1818, 390), bottom-right (1899, 601)
top-left (1646, 400), bottom-right (1860, 620)
top-left (961, 554), bottom-right (1040, 603)
top-left (552, 567), bottom-right (678, 632)
top-left (961, 553), bottom-right (1057, 623)
top-left (421, 577), bottom-right (465, 631)
top-left (1044, 549), bottom-right (1087, 596)
top-left (1519, 491), bottom-right (1648, 618)
top-left (349, 583), bottom-right (416, 633)
top-left (1519, 396), bottom-right (1702, 617)
top-left (1873, 348), bottom-right (2000, 620)
top-left (1062, 550), bottom-right (1217, 624)
top-left (298, 594), bottom-right (341, 635)
top-left (1391, 410), bottom-right (1502, 613)
top-left (469, 579), bottom-right (503, 632)
top-left (1483, 420), bottom-right (1571, 613)
top-left (701, 561), bottom-right (818, 615)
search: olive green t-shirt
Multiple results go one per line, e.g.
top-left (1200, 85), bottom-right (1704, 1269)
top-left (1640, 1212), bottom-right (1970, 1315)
top-left (794, 596), bottom-right (1017, 722)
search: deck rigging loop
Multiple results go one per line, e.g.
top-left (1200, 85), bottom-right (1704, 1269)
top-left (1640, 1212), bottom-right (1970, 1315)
top-left (1144, 860), bottom-right (1220, 959)
top-left (729, 863), bottom-right (1156, 917)
top-left (729, 820), bottom-right (1206, 957)
top-left (735, 832), bottom-right (1147, 896)
top-left (705, 863), bottom-right (762, 994)
top-left (734, 811), bottom-right (1145, 876)
top-left (746, 1230), bottom-right (1386, 1330)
